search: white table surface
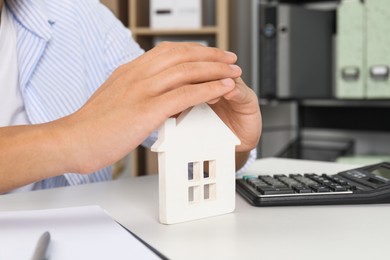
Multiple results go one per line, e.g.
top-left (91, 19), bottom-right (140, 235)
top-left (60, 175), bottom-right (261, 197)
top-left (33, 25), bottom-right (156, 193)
top-left (1, 158), bottom-right (389, 260)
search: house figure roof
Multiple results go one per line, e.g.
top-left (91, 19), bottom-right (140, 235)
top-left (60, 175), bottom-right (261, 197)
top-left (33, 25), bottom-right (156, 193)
top-left (152, 103), bottom-right (240, 152)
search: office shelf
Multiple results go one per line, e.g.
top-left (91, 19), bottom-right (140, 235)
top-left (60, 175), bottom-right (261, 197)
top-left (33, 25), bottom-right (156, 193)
top-left (298, 99), bottom-right (390, 132)
top-left (132, 27), bottom-right (219, 36)
top-left (300, 99), bottom-right (390, 108)
top-left (128, 0), bottom-right (229, 51)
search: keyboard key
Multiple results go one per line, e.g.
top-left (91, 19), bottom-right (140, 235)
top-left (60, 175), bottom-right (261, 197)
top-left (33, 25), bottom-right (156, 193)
top-left (243, 175), bottom-right (257, 181)
top-left (277, 176), bottom-right (301, 186)
top-left (333, 185), bottom-right (348, 192)
top-left (292, 186), bottom-right (312, 193)
top-left (248, 179), bottom-right (268, 188)
top-left (276, 183), bottom-right (287, 188)
top-left (291, 176), bottom-right (318, 186)
top-left (257, 187), bottom-right (294, 195)
top-left (346, 183), bottom-right (357, 190)
top-left (310, 185), bottom-right (330, 192)
top-left (254, 183), bottom-right (270, 189)
top-left (289, 174), bottom-right (303, 178)
top-left (273, 174), bottom-right (287, 178)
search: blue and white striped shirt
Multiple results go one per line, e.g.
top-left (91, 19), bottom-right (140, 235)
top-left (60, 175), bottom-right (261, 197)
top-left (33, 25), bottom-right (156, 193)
top-left (6, 0), bottom-right (145, 190)
top-left (5, 0), bottom-right (256, 191)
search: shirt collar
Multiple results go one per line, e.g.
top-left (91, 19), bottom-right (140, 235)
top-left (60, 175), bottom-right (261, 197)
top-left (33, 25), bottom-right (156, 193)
top-left (5, 0), bottom-right (54, 41)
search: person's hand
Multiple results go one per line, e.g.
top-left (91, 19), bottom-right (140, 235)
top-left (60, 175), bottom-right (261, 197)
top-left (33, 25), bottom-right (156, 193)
top-left (209, 77), bottom-right (262, 153)
top-left (56, 42), bottom-right (243, 174)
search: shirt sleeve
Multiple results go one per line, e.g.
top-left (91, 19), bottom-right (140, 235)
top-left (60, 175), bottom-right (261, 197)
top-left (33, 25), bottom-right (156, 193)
top-left (236, 148), bottom-right (257, 175)
top-left (92, 0), bottom-right (145, 75)
top-left (142, 131), bottom-right (158, 148)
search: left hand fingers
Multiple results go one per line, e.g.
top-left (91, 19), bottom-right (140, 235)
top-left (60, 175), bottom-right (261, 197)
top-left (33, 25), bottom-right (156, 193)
top-left (223, 77), bottom-right (248, 102)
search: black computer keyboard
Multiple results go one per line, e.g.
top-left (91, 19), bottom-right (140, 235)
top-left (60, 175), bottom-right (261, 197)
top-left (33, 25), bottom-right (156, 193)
top-left (236, 162), bottom-right (390, 206)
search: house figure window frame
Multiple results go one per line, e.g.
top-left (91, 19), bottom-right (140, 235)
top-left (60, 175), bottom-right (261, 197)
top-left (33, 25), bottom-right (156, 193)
top-left (188, 160), bottom-right (217, 204)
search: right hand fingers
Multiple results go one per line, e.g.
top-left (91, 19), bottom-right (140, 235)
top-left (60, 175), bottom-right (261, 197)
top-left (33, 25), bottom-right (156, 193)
top-left (155, 78), bottom-right (236, 119)
top-left (126, 42), bottom-right (238, 81)
top-left (94, 42), bottom-right (237, 98)
top-left (132, 42), bottom-right (206, 67)
top-left (146, 61), bottom-right (242, 95)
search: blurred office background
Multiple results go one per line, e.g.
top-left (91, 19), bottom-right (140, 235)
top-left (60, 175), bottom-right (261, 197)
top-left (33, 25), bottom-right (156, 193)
top-left (101, 0), bottom-right (390, 177)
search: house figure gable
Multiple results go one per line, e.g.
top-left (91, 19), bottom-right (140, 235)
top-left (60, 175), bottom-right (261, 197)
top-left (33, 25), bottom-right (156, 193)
top-left (151, 103), bottom-right (240, 224)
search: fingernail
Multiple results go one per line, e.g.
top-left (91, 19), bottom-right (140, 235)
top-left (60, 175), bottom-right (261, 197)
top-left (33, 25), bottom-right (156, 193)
top-left (224, 51), bottom-right (237, 58)
top-left (221, 78), bottom-right (234, 87)
top-left (230, 64), bottom-right (241, 72)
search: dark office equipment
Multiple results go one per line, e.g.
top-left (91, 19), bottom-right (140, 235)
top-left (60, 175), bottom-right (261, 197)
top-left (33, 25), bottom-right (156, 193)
top-left (278, 136), bottom-right (354, 162)
top-left (258, 3), bottom-right (334, 99)
top-left (237, 162), bottom-right (390, 206)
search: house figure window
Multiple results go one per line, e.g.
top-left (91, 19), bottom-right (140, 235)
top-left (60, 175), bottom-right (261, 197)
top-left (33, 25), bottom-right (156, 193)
top-left (188, 160), bottom-right (217, 204)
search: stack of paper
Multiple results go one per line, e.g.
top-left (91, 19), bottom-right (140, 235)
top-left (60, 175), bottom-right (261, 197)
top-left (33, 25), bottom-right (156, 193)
top-left (0, 205), bottom-right (161, 259)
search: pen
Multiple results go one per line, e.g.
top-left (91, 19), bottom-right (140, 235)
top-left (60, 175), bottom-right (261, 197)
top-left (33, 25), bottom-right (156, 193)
top-left (31, 231), bottom-right (51, 260)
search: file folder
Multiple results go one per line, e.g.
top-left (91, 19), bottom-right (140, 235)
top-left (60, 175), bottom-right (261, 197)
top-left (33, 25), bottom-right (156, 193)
top-left (366, 0), bottom-right (390, 98)
top-left (277, 5), bottom-right (332, 99)
top-left (258, 3), bottom-right (333, 99)
top-left (336, 0), bottom-right (366, 99)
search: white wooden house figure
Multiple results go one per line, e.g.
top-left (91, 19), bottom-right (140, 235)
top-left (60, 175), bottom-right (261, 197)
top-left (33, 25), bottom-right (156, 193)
top-left (151, 103), bottom-right (240, 224)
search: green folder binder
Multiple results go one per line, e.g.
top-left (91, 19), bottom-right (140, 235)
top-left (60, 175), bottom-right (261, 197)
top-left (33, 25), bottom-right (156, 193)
top-left (336, 0), bottom-right (366, 99)
top-left (366, 0), bottom-right (390, 98)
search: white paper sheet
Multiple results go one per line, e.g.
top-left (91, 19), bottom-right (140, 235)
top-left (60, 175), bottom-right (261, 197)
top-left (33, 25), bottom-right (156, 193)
top-left (0, 205), bottom-right (161, 259)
